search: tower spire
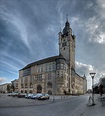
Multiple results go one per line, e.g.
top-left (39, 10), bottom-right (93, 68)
top-left (66, 14), bottom-right (68, 22)
top-left (63, 14), bottom-right (70, 34)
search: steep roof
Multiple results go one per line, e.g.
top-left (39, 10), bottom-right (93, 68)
top-left (75, 72), bottom-right (87, 80)
top-left (20, 55), bottom-right (59, 70)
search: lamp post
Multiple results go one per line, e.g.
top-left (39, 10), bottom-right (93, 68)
top-left (89, 72), bottom-right (96, 106)
top-left (53, 75), bottom-right (55, 102)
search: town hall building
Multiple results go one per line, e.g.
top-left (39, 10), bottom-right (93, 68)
top-left (18, 19), bottom-right (87, 95)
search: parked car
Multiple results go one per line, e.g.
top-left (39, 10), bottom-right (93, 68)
top-left (12, 92), bottom-right (19, 97)
top-left (25, 93), bottom-right (33, 99)
top-left (31, 94), bottom-right (38, 99)
top-left (31, 93), bottom-right (44, 99)
top-left (36, 93), bottom-right (43, 99)
top-left (18, 93), bottom-right (26, 98)
top-left (8, 92), bottom-right (18, 97)
top-left (8, 93), bottom-right (13, 96)
top-left (38, 94), bottom-right (50, 100)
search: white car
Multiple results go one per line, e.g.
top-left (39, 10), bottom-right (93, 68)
top-left (38, 94), bottom-right (50, 100)
top-left (36, 93), bottom-right (43, 99)
top-left (25, 93), bottom-right (33, 99)
top-left (31, 93), bottom-right (43, 99)
top-left (31, 94), bottom-right (38, 99)
top-left (8, 93), bottom-right (13, 96)
top-left (8, 92), bottom-right (18, 97)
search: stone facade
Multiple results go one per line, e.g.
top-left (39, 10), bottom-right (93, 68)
top-left (18, 19), bottom-right (87, 95)
top-left (75, 73), bottom-right (87, 94)
top-left (0, 83), bottom-right (11, 93)
top-left (11, 79), bottom-right (18, 92)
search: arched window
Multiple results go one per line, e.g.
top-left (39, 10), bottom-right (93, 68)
top-left (47, 82), bottom-right (52, 88)
top-left (30, 82), bottom-right (33, 88)
top-left (25, 83), bottom-right (28, 88)
top-left (29, 90), bottom-right (32, 93)
top-left (25, 90), bottom-right (27, 93)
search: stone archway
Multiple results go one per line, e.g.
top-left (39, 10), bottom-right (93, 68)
top-left (37, 85), bottom-right (42, 93)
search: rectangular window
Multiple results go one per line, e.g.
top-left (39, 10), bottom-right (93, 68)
top-left (30, 76), bottom-right (34, 82)
top-left (23, 68), bottom-right (31, 76)
top-left (36, 74), bottom-right (42, 80)
top-left (62, 42), bottom-right (67, 47)
top-left (41, 67), bottom-right (43, 72)
top-left (45, 64), bottom-right (47, 72)
top-left (53, 63), bottom-right (56, 70)
top-left (25, 76), bottom-right (28, 82)
top-left (48, 73), bottom-right (51, 80)
top-left (49, 65), bottom-right (51, 71)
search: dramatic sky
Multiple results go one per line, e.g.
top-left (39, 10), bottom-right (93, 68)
top-left (0, 0), bottom-right (105, 89)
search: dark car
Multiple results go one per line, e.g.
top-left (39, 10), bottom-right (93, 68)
top-left (38, 94), bottom-right (50, 100)
top-left (18, 93), bottom-right (26, 98)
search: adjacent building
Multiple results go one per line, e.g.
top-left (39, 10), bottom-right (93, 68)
top-left (98, 77), bottom-right (105, 94)
top-left (0, 79), bottom-right (18, 93)
top-left (11, 79), bottom-right (18, 92)
top-left (18, 19), bottom-right (87, 95)
top-left (93, 77), bottom-right (105, 94)
top-left (0, 83), bottom-right (11, 93)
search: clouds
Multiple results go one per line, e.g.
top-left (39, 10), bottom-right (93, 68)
top-left (0, 0), bottom-right (59, 82)
top-left (0, 2), bottom-right (32, 50)
top-left (96, 0), bottom-right (105, 19)
top-left (56, 0), bottom-right (105, 89)
top-left (76, 61), bottom-right (98, 89)
top-left (0, 0), bottom-right (105, 89)
top-left (0, 77), bottom-right (7, 84)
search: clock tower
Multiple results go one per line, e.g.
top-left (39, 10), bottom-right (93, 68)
top-left (58, 18), bottom-right (76, 93)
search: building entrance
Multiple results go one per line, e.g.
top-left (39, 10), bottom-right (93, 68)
top-left (37, 85), bottom-right (42, 93)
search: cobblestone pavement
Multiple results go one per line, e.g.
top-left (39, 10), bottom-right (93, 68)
top-left (0, 94), bottom-right (52, 108)
top-left (1, 94), bottom-right (105, 116)
top-left (0, 93), bottom-right (78, 108)
top-left (0, 94), bottom-right (88, 116)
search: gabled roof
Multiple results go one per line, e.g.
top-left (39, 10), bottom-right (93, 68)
top-left (20, 55), bottom-right (59, 70)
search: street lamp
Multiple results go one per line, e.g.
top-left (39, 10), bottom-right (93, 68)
top-left (52, 68), bottom-right (56, 102)
top-left (89, 72), bottom-right (96, 106)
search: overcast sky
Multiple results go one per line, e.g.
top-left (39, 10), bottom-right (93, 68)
top-left (0, 0), bottom-right (105, 89)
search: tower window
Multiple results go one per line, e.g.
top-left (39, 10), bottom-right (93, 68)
top-left (62, 42), bottom-right (67, 47)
